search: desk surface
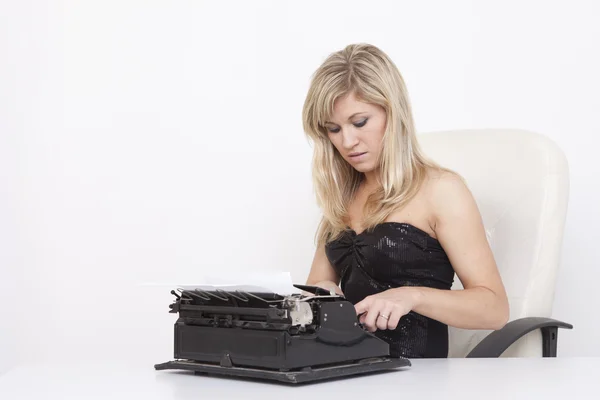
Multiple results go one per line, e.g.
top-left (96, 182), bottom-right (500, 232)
top-left (1, 357), bottom-right (598, 399)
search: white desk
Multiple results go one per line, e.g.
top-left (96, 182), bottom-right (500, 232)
top-left (0, 357), bottom-right (598, 399)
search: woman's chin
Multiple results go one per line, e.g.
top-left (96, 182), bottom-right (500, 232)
top-left (352, 164), bottom-right (376, 173)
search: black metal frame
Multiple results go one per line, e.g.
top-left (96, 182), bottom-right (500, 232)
top-left (155, 357), bottom-right (411, 384)
top-left (466, 317), bottom-right (573, 358)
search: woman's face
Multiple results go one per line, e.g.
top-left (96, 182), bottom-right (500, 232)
top-left (324, 91), bottom-right (387, 175)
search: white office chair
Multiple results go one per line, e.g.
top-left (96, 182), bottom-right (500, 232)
top-left (418, 128), bottom-right (572, 358)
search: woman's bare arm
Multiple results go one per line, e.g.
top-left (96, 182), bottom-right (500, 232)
top-left (355, 172), bottom-right (509, 332)
top-left (412, 172), bottom-right (509, 329)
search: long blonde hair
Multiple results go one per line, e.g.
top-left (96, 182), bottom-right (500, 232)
top-left (302, 43), bottom-right (452, 247)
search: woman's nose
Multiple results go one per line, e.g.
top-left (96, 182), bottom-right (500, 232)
top-left (341, 128), bottom-right (359, 149)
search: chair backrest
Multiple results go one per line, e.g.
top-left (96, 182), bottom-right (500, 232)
top-left (418, 129), bottom-right (570, 357)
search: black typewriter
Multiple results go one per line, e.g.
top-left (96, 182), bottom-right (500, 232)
top-left (154, 284), bottom-right (411, 384)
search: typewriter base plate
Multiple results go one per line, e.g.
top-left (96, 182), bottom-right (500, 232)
top-left (154, 357), bottom-right (411, 384)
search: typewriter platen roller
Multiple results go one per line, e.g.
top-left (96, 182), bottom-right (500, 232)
top-left (154, 284), bottom-right (410, 384)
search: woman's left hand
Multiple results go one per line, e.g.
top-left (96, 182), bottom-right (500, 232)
top-left (354, 287), bottom-right (421, 332)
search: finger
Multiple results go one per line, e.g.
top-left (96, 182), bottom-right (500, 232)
top-left (375, 303), bottom-right (393, 330)
top-left (354, 297), bottom-right (371, 315)
top-left (363, 303), bottom-right (382, 332)
top-left (387, 307), bottom-right (403, 330)
top-left (363, 312), bottom-right (378, 332)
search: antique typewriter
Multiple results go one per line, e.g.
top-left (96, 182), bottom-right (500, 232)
top-left (154, 284), bottom-right (411, 384)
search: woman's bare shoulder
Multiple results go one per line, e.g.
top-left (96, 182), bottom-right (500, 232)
top-left (425, 167), bottom-right (464, 183)
top-left (424, 168), bottom-right (467, 194)
top-left (422, 168), bottom-right (478, 228)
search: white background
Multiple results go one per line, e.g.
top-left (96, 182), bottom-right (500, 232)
top-left (1, 0), bottom-right (599, 374)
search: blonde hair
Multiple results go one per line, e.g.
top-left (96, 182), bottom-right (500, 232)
top-left (302, 43), bottom-right (453, 247)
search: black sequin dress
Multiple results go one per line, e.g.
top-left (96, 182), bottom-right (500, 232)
top-left (325, 222), bottom-right (455, 358)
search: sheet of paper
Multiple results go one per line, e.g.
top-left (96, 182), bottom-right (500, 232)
top-left (139, 271), bottom-right (301, 295)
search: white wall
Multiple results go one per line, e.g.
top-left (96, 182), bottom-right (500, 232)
top-left (0, 111), bottom-right (19, 374)
top-left (1, 0), bottom-right (598, 369)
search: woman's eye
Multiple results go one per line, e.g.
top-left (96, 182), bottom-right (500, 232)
top-left (325, 118), bottom-right (367, 133)
top-left (354, 118), bottom-right (368, 128)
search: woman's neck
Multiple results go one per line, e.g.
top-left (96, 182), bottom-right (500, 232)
top-left (362, 171), bottom-right (380, 190)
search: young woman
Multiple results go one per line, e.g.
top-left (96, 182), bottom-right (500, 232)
top-left (302, 43), bottom-right (509, 358)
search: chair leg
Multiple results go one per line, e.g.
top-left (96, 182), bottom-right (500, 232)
top-left (541, 326), bottom-right (558, 357)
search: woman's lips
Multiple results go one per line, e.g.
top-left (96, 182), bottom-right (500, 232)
top-left (349, 152), bottom-right (367, 161)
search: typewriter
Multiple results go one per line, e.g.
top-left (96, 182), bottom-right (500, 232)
top-left (154, 284), bottom-right (411, 384)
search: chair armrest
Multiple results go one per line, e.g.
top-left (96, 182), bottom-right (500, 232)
top-left (466, 317), bottom-right (573, 358)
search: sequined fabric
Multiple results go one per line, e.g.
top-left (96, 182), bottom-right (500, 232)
top-left (324, 222), bottom-right (455, 358)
